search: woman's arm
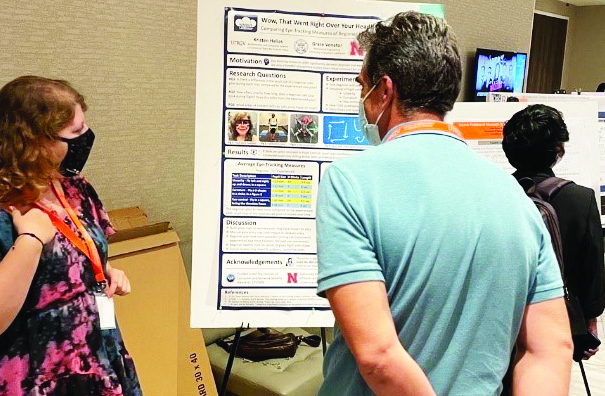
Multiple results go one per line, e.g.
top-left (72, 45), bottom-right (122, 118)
top-left (0, 236), bottom-right (44, 333)
top-left (0, 207), bottom-right (55, 334)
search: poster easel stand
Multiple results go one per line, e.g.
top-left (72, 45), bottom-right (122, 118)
top-left (218, 325), bottom-right (246, 396)
top-left (320, 327), bottom-right (327, 355)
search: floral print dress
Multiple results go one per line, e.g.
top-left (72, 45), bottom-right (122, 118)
top-left (0, 176), bottom-right (141, 396)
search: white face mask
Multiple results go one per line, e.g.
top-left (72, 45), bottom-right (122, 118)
top-left (550, 145), bottom-right (565, 168)
top-left (359, 83), bottom-right (385, 146)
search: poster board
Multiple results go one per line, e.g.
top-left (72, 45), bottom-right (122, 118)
top-left (192, 0), bottom-right (445, 328)
top-left (446, 102), bottom-right (600, 211)
top-left (571, 92), bottom-right (605, 226)
top-left (487, 92), bottom-right (605, 226)
top-left (486, 92), bottom-right (589, 103)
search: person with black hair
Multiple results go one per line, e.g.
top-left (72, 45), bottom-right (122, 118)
top-left (596, 82), bottom-right (605, 92)
top-left (502, 104), bottom-right (605, 360)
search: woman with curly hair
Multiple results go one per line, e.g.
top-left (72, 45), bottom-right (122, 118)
top-left (0, 76), bottom-right (141, 395)
top-left (229, 112), bottom-right (257, 142)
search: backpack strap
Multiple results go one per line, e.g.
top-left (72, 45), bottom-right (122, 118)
top-left (531, 197), bottom-right (565, 272)
top-left (534, 177), bottom-right (573, 201)
top-left (518, 176), bottom-right (572, 283)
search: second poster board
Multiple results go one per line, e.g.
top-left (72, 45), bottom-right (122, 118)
top-left (487, 92), bottom-right (605, 225)
top-left (447, 101), bottom-right (600, 209)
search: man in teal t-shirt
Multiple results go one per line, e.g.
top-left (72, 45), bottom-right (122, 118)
top-left (316, 12), bottom-right (572, 396)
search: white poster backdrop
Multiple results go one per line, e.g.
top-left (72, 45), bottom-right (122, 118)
top-left (487, 92), bottom-right (605, 226)
top-left (446, 102), bottom-right (600, 215)
top-left (572, 92), bottom-right (605, 226)
top-left (192, 0), bottom-right (444, 328)
top-left (486, 92), bottom-right (593, 103)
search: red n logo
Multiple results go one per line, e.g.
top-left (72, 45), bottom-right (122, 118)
top-left (350, 40), bottom-right (364, 56)
top-left (287, 273), bottom-right (298, 284)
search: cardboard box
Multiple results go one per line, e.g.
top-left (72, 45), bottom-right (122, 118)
top-left (107, 206), bottom-right (148, 230)
top-left (108, 208), bottom-right (217, 396)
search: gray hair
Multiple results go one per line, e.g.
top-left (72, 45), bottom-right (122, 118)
top-left (357, 11), bottom-right (461, 117)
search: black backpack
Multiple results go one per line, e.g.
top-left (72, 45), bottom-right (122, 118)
top-left (519, 176), bottom-right (600, 362)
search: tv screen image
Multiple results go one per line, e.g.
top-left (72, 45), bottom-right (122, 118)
top-left (474, 49), bottom-right (527, 101)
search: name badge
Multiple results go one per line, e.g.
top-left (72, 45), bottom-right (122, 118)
top-left (95, 294), bottom-right (117, 330)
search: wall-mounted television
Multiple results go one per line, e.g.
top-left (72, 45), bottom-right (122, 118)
top-left (473, 48), bottom-right (527, 101)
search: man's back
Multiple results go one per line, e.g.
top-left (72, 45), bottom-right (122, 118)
top-left (512, 170), bottom-right (605, 321)
top-left (317, 132), bottom-right (563, 395)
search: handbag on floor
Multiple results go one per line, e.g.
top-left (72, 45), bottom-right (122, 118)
top-left (217, 328), bottom-right (321, 362)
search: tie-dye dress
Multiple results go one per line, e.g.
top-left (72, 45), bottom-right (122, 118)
top-left (0, 175), bottom-right (142, 396)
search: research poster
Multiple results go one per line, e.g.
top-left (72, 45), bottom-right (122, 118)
top-left (447, 102), bottom-right (601, 217)
top-left (221, 9), bottom-right (377, 313)
top-left (571, 92), bottom-right (605, 226)
top-left (192, 0), bottom-right (443, 328)
top-left (488, 92), bottom-right (605, 225)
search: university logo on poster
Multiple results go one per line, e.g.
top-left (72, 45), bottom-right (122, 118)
top-left (234, 15), bottom-right (257, 32)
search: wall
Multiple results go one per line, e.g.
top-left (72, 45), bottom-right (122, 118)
top-left (566, 5), bottom-right (605, 92)
top-left (0, 0), bottom-right (535, 278)
top-left (534, 1), bottom-right (605, 93)
top-left (0, 0), bottom-right (197, 272)
top-left (534, 0), bottom-right (577, 91)
top-left (394, 0), bottom-right (535, 100)
top-left (535, 0), bottom-right (574, 15)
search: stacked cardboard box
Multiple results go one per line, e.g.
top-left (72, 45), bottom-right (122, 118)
top-left (108, 207), bottom-right (217, 396)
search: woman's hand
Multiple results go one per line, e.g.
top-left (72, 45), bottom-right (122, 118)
top-left (106, 262), bottom-right (131, 298)
top-left (10, 206), bottom-right (56, 244)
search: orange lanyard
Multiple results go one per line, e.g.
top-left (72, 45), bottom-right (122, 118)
top-left (386, 120), bottom-right (465, 142)
top-left (35, 180), bottom-right (106, 285)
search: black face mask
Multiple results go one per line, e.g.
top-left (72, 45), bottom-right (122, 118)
top-left (59, 128), bottom-right (95, 177)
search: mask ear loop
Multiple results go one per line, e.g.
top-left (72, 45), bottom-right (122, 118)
top-left (363, 80), bottom-right (389, 127)
top-left (362, 82), bottom-right (378, 102)
top-left (375, 103), bottom-right (386, 125)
